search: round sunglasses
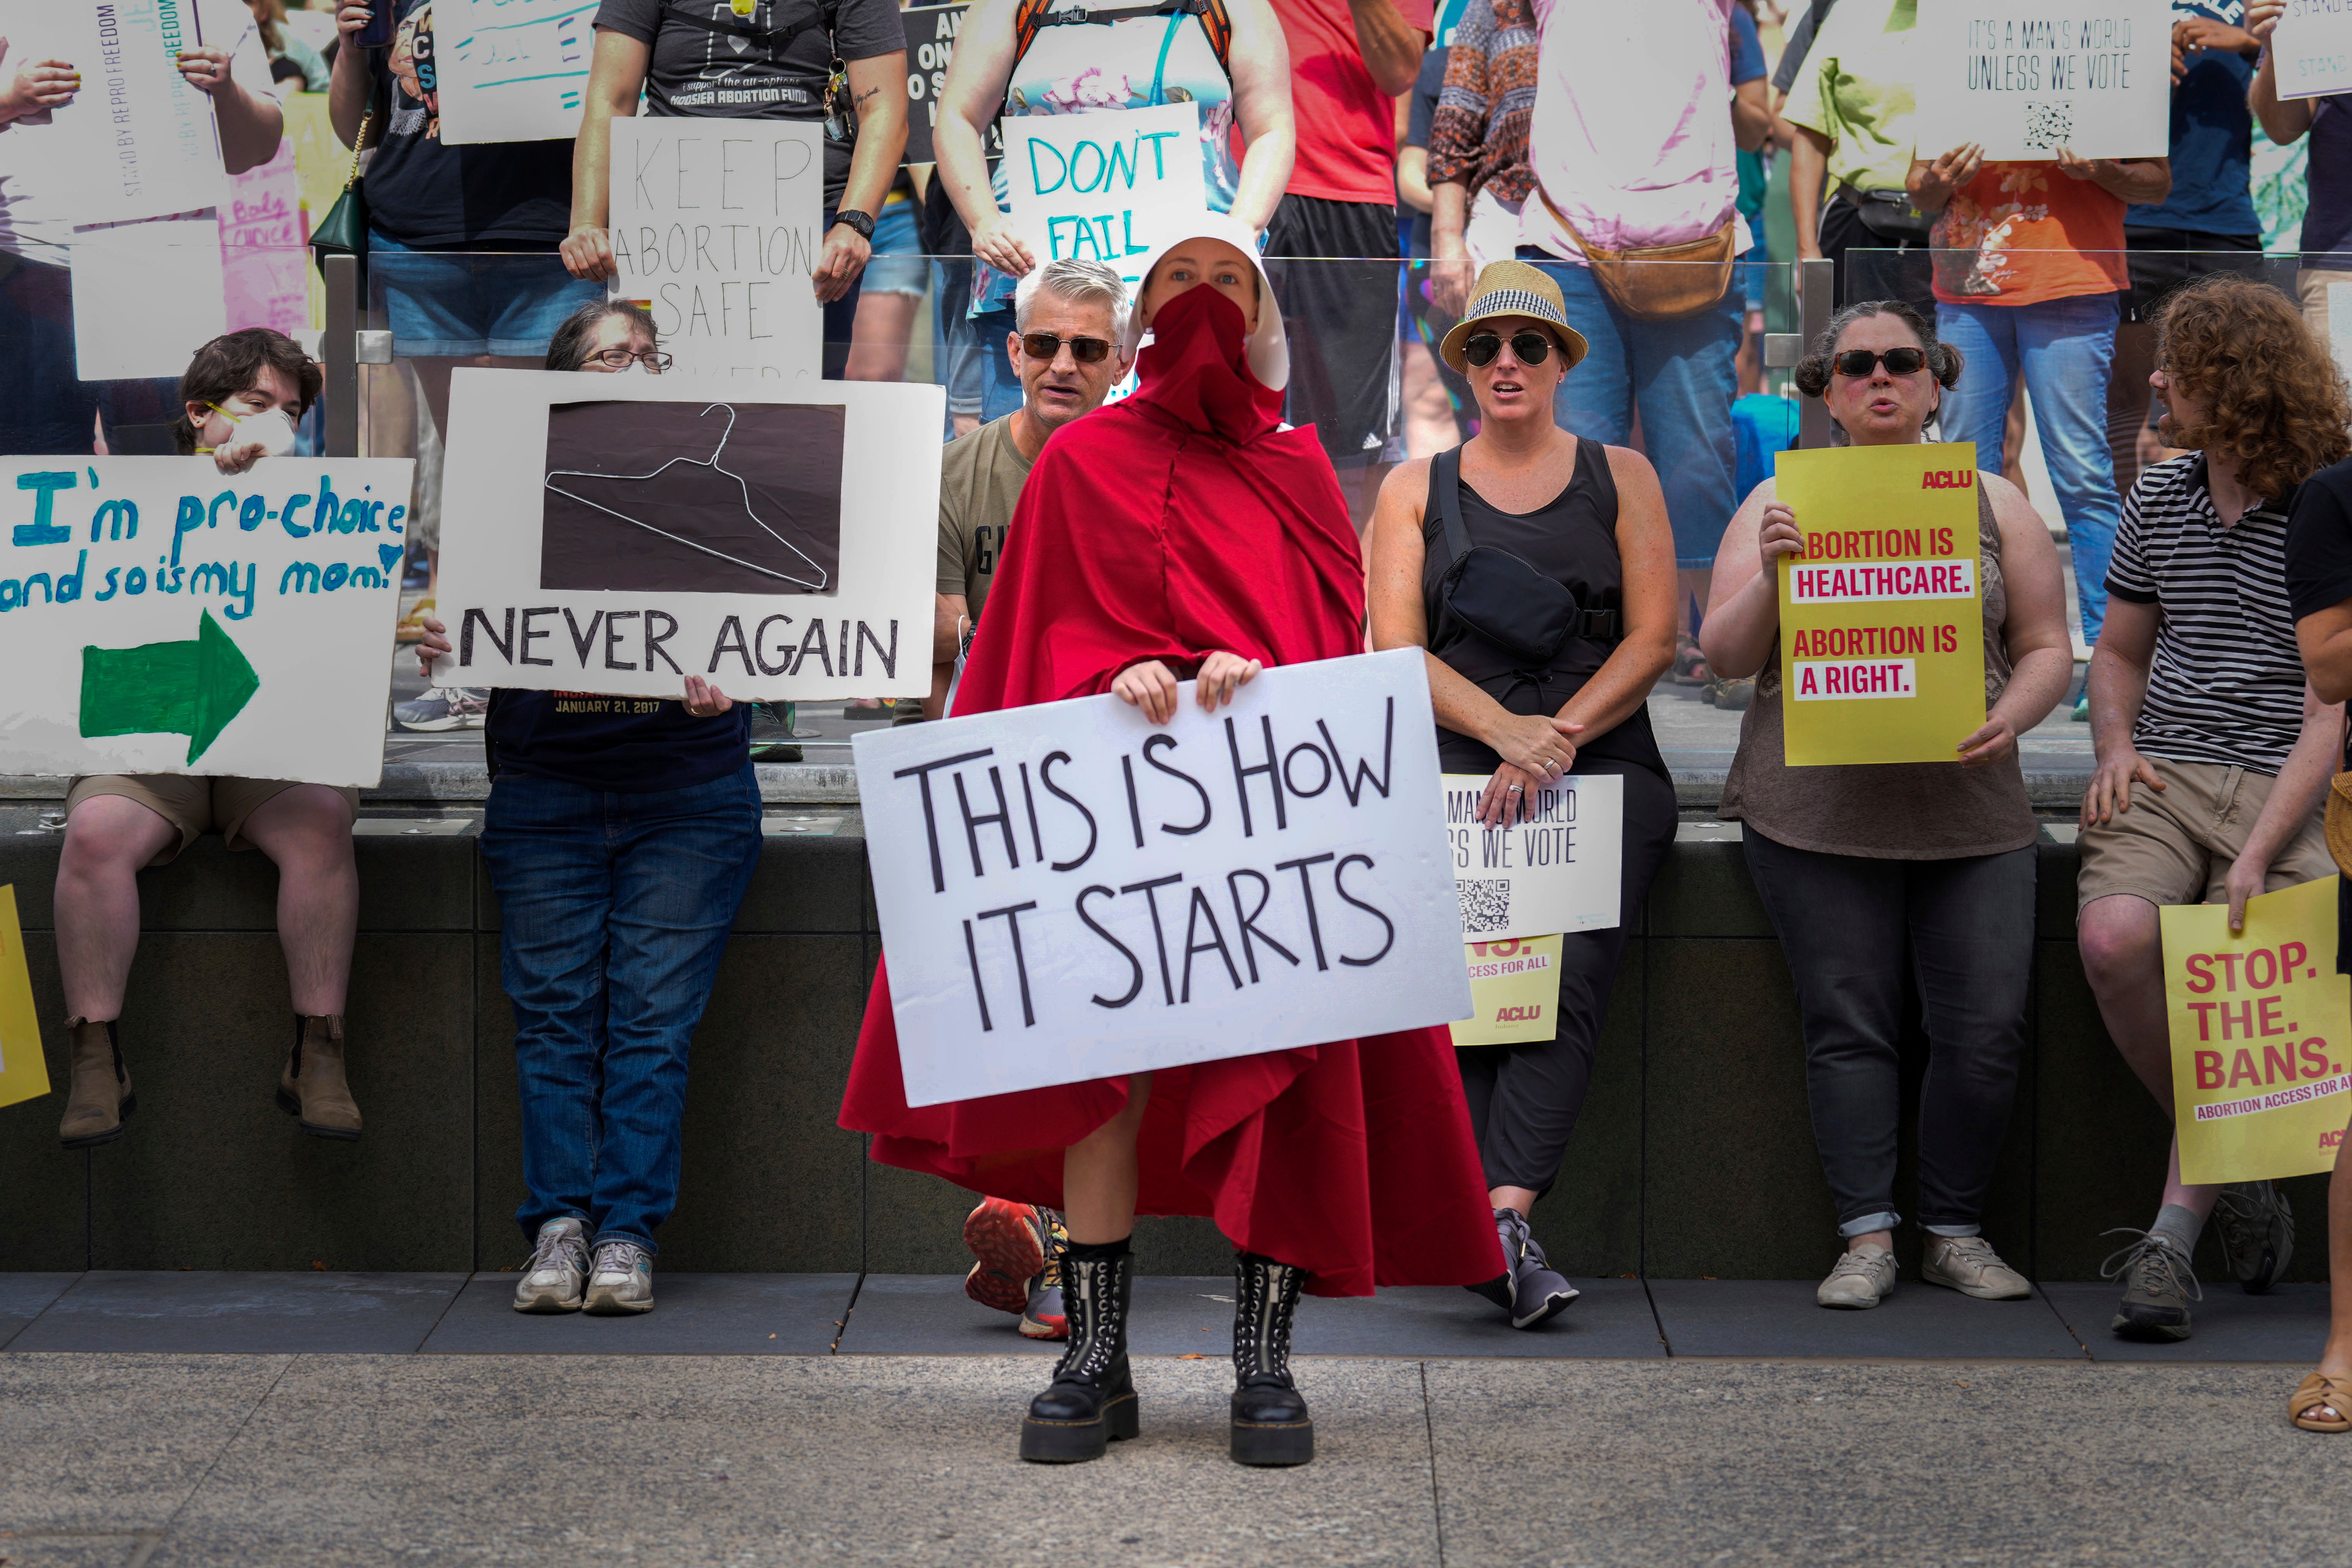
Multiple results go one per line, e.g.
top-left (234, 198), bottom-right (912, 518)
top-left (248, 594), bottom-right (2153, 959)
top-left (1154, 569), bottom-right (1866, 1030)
top-left (1833, 347), bottom-right (1928, 378)
top-left (1463, 330), bottom-right (1556, 368)
top-left (1020, 331), bottom-right (1114, 364)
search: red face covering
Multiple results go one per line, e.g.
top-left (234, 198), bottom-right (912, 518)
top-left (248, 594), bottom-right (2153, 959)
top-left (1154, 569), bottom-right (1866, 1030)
top-left (942, 273), bottom-right (1365, 714)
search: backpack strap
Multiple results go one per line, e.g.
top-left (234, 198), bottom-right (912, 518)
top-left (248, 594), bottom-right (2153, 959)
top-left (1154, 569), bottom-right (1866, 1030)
top-left (1014, 0), bottom-right (1233, 79)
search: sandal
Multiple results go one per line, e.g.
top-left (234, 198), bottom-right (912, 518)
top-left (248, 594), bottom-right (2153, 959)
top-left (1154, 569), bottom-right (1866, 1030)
top-left (2290, 1371), bottom-right (2352, 1432)
top-left (1671, 637), bottom-right (1710, 687)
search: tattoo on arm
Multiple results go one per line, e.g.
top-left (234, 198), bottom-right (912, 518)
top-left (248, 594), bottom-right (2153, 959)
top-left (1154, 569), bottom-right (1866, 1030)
top-left (854, 85), bottom-right (880, 104)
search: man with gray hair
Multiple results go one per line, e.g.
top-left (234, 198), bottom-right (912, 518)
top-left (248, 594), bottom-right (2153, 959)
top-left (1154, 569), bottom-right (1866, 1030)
top-left (928, 258), bottom-right (1129, 1340)
top-left (928, 257), bottom-right (1133, 721)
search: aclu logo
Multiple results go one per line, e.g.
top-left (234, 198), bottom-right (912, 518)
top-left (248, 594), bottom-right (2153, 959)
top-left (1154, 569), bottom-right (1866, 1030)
top-left (1919, 469), bottom-right (1975, 490)
top-left (2325, 1128), bottom-right (2346, 1150)
top-left (1495, 1004), bottom-right (1544, 1022)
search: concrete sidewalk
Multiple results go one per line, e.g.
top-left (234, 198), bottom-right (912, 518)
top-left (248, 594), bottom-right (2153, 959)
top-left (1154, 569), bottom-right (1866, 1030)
top-left (3, 1273), bottom-right (2347, 1566)
top-left (2, 1352), bottom-right (2343, 1566)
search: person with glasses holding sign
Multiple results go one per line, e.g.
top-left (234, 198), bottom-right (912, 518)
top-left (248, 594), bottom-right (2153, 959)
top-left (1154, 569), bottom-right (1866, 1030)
top-left (926, 0), bottom-right (1297, 424)
top-left (1366, 260), bottom-right (1678, 1330)
top-left (1701, 299), bottom-right (2073, 1313)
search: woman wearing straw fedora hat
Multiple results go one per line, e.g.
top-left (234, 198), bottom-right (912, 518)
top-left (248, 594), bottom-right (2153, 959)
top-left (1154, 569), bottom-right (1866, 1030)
top-left (1368, 260), bottom-right (1681, 1328)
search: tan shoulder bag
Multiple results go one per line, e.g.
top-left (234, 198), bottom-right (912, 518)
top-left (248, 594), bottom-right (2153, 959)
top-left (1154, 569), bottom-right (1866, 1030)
top-left (1535, 186), bottom-right (1737, 321)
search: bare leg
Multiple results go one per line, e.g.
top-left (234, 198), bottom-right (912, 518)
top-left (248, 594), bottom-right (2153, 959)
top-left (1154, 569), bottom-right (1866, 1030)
top-left (1678, 566), bottom-right (1714, 643)
top-left (847, 291), bottom-right (920, 383)
top-left (1401, 338), bottom-right (1460, 460)
top-left (55, 797), bottom-right (179, 1019)
top-left (1063, 1073), bottom-right (1153, 1244)
top-left (2080, 892), bottom-right (2218, 1221)
top-left (239, 787), bottom-right (358, 1016)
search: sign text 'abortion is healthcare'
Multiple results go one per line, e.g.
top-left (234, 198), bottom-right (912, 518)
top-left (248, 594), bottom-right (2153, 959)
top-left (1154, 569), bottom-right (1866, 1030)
top-left (857, 648), bottom-right (1472, 1107)
top-left (1772, 442), bottom-right (1987, 766)
top-left (1002, 101), bottom-right (1210, 287)
top-left (0, 456), bottom-right (415, 788)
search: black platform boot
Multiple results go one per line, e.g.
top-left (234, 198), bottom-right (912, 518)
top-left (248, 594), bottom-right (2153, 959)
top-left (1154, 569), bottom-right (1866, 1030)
top-left (1230, 1253), bottom-right (1314, 1466)
top-left (1018, 1241), bottom-right (1139, 1462)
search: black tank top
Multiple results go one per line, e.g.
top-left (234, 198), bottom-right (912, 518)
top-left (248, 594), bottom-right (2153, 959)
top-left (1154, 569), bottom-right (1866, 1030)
top-left (1419, 437), bottom-right (1667, 779)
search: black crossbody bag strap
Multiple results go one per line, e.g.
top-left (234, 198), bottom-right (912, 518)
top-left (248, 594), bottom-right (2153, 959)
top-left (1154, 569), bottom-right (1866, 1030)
top-left (1434, 445), bottom-right (1476, 571)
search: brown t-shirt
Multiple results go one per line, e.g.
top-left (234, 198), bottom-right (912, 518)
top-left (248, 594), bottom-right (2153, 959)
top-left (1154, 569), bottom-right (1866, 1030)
top-left (935, 414), bottom-right (1034, 626)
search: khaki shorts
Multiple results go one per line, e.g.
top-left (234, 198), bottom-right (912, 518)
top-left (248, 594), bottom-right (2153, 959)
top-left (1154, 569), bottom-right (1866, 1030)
top-left (2300, 267), bottom-right (2348, 350)
top-left (66, 776), bottom-right (360, 866)
top-left (2076, 756), bottom-right (2334, 912)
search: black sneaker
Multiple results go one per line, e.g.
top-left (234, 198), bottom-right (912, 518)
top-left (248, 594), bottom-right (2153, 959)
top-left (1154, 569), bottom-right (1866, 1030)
top-left (2100, 1229), bottom-right (2201, 1341)
top-left (1467, 1207), bottom-right (1579, 1330)
top-left (747, 702), bottom-right (801, 761)
top-left (2211, 1181), bottom-right (2295, 1294)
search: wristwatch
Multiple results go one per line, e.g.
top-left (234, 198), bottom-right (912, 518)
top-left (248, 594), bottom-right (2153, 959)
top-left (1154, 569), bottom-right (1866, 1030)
top-left (830, 209), bottom-right (876, 240)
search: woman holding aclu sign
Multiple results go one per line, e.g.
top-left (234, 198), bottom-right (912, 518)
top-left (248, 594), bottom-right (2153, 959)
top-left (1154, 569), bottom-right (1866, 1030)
top-left (842, 219), bottom-right (1498, 1468)
top-left (1365, 260), bottom-right (1680, 1331)
top-left (1701, 300), bottom-right (2074, 1312)
top-left (928, 0), bottom-right (1297, 424)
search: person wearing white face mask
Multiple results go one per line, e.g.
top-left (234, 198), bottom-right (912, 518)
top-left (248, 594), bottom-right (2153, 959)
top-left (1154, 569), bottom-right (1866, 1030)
top-left (57, 330), bottom-right (371, 1152)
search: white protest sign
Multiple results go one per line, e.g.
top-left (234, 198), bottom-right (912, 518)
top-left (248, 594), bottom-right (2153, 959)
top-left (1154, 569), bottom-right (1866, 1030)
top-left (857, 648), bottom-right (1472, 1108)
top-left (1001, 101), bottom-right (1209, 288)
top-left (608, 119), bottom-right (825, 381)
top-left (2274, 1), bottom-right (2352, 100)
top-left (70, 216), bottom-right (229, 380)
top-left (0, 456), bottom-right (414, 787)
top-left (1915, 0), bottom-right (2171, 162)
top-left (1441, 772), bottom-right (1622, 942)
top-left (433, 369), bottom-right (937, 701)
top-left (43, 0), bottom-right (230, 226)
top-left (437, 0), bottom-right (594, 145)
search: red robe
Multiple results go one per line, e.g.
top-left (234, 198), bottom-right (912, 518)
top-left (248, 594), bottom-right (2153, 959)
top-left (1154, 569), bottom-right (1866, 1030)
top-left (838, 285), bottom-right (1501, 1297)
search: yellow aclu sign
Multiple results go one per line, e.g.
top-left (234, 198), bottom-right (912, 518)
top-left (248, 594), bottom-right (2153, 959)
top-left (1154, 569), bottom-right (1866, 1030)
top-left (1772, 442), bottom-right (1986, 766)
top-left (0, 885), bottom-right (50, 1111)
top-left (1450, 936), bottom-right (1564, 1048)
top-left (2163, 876), bottom-right (2352, 1185)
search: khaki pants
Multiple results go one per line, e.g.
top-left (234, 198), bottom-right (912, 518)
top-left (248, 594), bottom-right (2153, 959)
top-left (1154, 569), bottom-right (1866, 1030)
top-left (66, 776), bottom-right (359, 866)
top-left (2075, 756), bottom-right (2333, 912)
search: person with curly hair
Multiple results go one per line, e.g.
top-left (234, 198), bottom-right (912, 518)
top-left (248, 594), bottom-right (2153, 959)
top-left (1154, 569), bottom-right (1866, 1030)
top-left (1701, 298), bottom-right (2074, 1311)
top-left (2076, 272), bottom-right (2352, 1346)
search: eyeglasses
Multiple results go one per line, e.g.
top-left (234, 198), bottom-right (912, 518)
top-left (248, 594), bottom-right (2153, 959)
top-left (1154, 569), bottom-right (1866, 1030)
top-left (1020, 332), bottom-right (1114, 364)
top-left (586, 347), bottom-right (674, 371)
top-left (1463, 330), bottom-right (1555, 367)
top-left (1833, 347), bottom-right (1927, 378)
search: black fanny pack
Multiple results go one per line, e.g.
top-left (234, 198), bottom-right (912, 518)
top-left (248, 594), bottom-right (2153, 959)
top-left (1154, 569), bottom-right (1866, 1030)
top-left (1845, 186), bottom-right (1936, 245)
top-left (1432, 447), bottom-right (1619, 666)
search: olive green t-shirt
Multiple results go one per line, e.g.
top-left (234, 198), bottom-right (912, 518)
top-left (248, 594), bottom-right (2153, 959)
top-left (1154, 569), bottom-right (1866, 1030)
top-left (936, 414), bottom-right (1035, 625)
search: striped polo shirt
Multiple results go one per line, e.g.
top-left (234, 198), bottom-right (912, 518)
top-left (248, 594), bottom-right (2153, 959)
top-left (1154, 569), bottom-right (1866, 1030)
top-left (2105, 454), bottom-right (2307, 776)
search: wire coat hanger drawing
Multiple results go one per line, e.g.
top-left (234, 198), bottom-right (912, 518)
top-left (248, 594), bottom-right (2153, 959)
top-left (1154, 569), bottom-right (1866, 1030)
top-left (544, 402), bottom-right (829, 591)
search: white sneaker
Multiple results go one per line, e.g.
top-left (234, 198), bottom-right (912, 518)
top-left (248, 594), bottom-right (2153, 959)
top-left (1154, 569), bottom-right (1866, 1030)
top-left (512, 1216), bottom-right (589, 1313)
top-left (1922, 1234), bottom-right (2031, 1300)
top-left (583, 1239), bottom-right (655, 1315)
top-left (1816, 1243), bottom-right (1897, 1309)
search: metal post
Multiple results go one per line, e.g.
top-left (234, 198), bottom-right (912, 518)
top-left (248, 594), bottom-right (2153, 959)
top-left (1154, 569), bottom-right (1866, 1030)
top-left (1797, 256), bottom-right (1834, 450)
top-left (323, 253), bottom-right (359, 458)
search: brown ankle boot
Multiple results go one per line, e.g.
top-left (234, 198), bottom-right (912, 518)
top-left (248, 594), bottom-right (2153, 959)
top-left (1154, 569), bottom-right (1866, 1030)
top-left (276, 1014), bottom-right (361, 1140)
top-left (58, 1016), bottom-right (134, 1148)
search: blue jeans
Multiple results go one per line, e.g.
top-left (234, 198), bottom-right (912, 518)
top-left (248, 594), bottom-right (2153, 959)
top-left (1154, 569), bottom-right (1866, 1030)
top-left (1935, 294), bottom-right (2121, 643)
top-left (481, 764), bottom-right (764, 1253)
top-left (368, 232), bottom-right (604, 359)
top-left (969, 304), bottom-right (1023, 424)
top-left (1519, 250), bottom-right (1742, 568)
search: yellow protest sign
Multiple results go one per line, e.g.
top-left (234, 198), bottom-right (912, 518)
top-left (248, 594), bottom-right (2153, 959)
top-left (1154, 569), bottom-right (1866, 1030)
top-left (2162, 875), bottom-right (2352, 1185)
top-left (1450, 936), bottom-right (1564, 1048)
top-left (1772, 441), bottom-right (1986, 766)
top-left (0, 885), bottom-right (50, 1111)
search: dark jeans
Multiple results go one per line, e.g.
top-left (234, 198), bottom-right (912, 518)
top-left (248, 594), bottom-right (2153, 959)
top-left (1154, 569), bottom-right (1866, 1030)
top-left (480, 764), bottom-right (764, 1252)
top-left (0, 255), bottom-right (102, 455)
top-left (1451, 756), bottom-right (1678, 1195)
top-left (1742, 828), bottom-right (2036, 1239)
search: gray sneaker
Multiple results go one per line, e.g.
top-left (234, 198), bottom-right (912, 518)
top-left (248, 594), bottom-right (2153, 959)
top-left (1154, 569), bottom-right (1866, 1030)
top-left (512, 1216), bottom-right (589, 1313)
top-left (583, 1239), bottom-right (655, 1315)
top-left (1816, 1244), bottom-right (1897, 1309)
top-left (1921, 1234), bottom-right (2031, 1300)
top-left (393, 687), bottom-right (489, 731)
top-left (2211, 1182), bottom-right (2295, 1294)
top-left (2101, 1230), bottom-right (2201, 1341)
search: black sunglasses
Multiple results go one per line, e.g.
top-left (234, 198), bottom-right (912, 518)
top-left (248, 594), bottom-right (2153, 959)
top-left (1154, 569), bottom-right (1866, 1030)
top-left (1833, 347), bottom-right (1928, 378)
top-left (1463, 330), bottom-right (1555, 368)
top-left (1020, 331), bottom-right (1113, 364)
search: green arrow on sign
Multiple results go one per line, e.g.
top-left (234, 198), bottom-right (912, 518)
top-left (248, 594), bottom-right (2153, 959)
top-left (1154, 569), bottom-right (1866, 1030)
top-left (79, 609), bottom-right (261, 764)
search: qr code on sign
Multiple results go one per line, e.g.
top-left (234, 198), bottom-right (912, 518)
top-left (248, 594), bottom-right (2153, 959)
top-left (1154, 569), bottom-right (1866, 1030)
top-left (2022, 101), bottom-right (2074, 152)
top-left (1458, 880), bottom-right (1511, 934)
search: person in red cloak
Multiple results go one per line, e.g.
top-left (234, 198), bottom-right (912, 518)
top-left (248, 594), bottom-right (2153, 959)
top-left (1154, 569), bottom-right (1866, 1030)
top-left (840, 218), bottom-right (1501, 1467)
